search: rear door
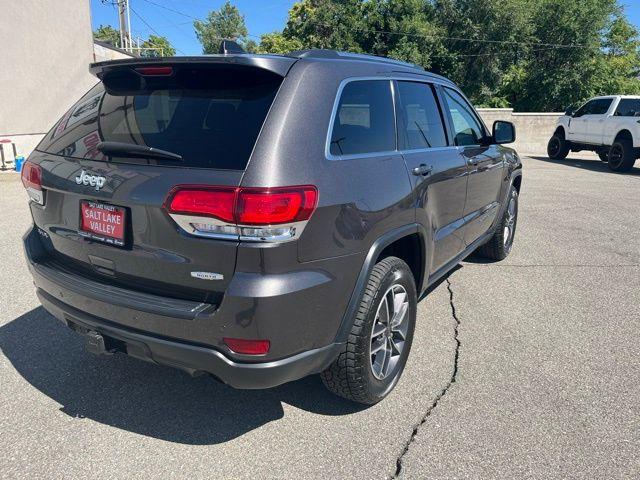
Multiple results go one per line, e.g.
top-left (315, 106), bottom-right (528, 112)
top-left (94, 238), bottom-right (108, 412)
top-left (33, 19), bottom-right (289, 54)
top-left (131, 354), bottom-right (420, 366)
top-left (394, 80), bottom-right (468, 274)
top-left (440, 87), bottom-right (504, 247)
top-left (29, 61), bottom-right (289, 303)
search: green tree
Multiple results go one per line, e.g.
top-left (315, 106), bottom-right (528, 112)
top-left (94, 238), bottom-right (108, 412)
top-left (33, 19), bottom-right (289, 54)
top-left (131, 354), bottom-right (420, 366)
top-left (93, 25), bottom-right (121, 47)
top-left (140, 34), bottom-right (176, 57)
top-left (256, 32), bottom-right (303, 54)
top-left (194, 1), bottom-right (249, 54)
top-left (597, 12), bottom-right (640, 96)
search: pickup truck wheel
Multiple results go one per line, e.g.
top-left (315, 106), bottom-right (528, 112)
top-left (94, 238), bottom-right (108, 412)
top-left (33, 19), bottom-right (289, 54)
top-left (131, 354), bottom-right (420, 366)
top-left (320, 256), bottom-right (416, 404)
top-left (476, 186), bottom-right (518, 261)
top-left (547, 134), bottom-right (570, 160)
top-left (608, 138), bottom-right (636, 172)
top-left (598, 151), bottom-right (609, 162)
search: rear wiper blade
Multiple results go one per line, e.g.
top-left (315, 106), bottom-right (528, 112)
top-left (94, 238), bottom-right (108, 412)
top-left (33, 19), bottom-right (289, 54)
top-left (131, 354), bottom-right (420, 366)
top-left (97, 141), bottom-right (183, 161)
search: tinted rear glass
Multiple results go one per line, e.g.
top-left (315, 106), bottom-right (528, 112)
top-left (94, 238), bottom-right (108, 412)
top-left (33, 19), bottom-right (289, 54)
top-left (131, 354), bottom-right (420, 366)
top-left (329, 80), bottom-right (395, 156)
top-left (615, 98), bottom-right (640, 116)
top-left (37, 66), bottom-right (283, 170)
top-left (395, 81), bottom-right (447, 149)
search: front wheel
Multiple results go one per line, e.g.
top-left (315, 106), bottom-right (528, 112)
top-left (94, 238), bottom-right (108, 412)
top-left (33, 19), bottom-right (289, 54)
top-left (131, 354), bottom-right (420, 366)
top-left (476, 186), bottom-right (518, 261)
top-left (547, 134), bottom-right (570, 160)
top-left (321, 256), bottom-right (417, 404)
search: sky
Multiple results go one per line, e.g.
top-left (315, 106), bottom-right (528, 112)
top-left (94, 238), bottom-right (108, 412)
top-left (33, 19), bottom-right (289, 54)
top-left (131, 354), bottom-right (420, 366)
top-left (90, 0), bottom-right (640, 56)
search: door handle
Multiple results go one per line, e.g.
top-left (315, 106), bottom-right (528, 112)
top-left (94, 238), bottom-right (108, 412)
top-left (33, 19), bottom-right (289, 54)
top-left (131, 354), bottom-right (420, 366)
top-left (412, 164), bottom-right (433, 176)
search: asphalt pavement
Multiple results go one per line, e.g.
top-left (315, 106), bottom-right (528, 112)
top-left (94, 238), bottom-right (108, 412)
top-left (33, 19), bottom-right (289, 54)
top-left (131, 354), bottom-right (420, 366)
top-left (1, 155), bottom-right (638, 479)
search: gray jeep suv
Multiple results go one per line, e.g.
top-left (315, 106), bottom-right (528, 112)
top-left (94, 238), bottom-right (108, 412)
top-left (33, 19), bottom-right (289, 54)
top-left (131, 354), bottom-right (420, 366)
top-left (22, 46), bottom-right (522, 404)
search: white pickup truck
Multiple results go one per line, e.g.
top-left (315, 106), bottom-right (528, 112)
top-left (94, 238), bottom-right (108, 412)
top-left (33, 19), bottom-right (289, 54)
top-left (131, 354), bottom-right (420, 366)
top-left (547, 95), bottom-right (640, 172)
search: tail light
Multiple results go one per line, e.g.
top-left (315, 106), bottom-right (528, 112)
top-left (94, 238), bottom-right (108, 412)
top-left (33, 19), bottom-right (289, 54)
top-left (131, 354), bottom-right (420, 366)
top-left (165, 185), bottom-right (318, 242)
top-left (223, 338), bottom-right (270, 355)
top-left (21, 160), bottom-right (44, 205)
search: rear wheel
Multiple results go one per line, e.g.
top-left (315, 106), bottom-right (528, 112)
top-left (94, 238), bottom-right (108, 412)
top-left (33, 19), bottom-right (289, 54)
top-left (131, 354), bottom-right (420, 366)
top-left (547, 134), bottom-right (570, 160)
top-left (476, 186), bottom-right (518, 261)
top-left (598, 150), bottom-right (609, 162)
top-left (608, 138), bottom-right (636, 172)
top-left (321, 256), bottom-right (417, 404)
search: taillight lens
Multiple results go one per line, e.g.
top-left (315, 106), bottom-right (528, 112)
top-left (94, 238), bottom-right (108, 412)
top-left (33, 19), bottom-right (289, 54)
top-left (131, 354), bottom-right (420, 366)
top-left (223, 338), bottom-right (270, 355)
top-left (168, 187), bottom-right (236, 223)
top-left (165, 185), bottom-right (318, 242)
top-left (236, 187), bottom-right (318, 225)
top-left (21, 160), bottom-right (44, 204)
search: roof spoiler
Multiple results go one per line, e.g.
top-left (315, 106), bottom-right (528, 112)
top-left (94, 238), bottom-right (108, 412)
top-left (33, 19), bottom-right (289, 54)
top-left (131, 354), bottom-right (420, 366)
top-left (90, 55), bottom-right (297, 79)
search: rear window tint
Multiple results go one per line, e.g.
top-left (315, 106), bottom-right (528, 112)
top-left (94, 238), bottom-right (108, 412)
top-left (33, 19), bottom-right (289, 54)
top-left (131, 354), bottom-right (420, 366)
top-left (614, 98), bottom-right (640, 116)
top-left (37, 67), bottom-right (283, 170)
top-left (395, 81), bottom-right (447, 149)
top-left (329, 80), bottom-right (395, 156)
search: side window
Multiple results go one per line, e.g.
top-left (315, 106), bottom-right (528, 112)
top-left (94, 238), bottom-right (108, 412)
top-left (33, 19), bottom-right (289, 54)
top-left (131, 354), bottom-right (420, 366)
top-left (590, 98), bottom-right (613, 115)
top-left (329, 80), bottom-right (395, 156)
top-left (615, 99), bottom-right (640, 117)
top-left (574, 100), bottom-right (594, 117)
top-left (395, 81), bottom-right (447, 150)
top-left (443, 88), bottom-right (485, 146)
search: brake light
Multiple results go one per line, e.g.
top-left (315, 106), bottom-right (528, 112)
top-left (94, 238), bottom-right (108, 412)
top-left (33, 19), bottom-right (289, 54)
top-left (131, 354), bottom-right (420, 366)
top-left (135, 66), bottom-right (173, 76)
top-left (165, 185), bottom-right (318, 242)
top-left (168, 187), bottom-right (236, 223)
top-left (21, 160), bottom-right (44, 205)
top-left (236, 187), bottom-right (318, 225)
top-left (223, 338), bottom-right (270, 355)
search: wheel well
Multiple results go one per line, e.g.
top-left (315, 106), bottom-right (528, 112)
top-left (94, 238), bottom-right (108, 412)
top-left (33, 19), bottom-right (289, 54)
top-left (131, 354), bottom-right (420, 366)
top-left (376, 233), bottom-right (423, 292)
top-left (614, 129), bottom-right (633, 143)
top-left (554, 126), bottom-right (566, 138)
top-left (512, 175), bottom-right (522, 193)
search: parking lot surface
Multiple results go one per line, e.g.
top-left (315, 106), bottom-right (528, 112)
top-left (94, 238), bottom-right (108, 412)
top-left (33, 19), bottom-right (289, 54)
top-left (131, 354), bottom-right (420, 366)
top-left (1, 156), bottom-right (639, 479)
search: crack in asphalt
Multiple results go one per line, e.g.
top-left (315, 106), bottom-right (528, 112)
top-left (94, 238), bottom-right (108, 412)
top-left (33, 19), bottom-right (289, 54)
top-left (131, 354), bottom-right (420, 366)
top-left (392, 277), bottom-right (461, 479)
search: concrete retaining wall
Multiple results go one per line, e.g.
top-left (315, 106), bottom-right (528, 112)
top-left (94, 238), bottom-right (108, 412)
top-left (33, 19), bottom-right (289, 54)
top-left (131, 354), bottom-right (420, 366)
top-left (477, 108), bottom-right (561, 155)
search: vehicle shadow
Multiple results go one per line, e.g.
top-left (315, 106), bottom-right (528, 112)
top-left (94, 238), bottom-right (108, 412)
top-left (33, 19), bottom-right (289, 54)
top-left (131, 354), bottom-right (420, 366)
top-left (0, 307), bottom-right (367, 445)
top-left (529, 155), bottom-right (640, 176)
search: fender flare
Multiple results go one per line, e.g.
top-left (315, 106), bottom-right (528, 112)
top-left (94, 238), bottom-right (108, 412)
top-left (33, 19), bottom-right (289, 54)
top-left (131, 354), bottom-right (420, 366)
top-left (332, 223), bottom-right (429, 344)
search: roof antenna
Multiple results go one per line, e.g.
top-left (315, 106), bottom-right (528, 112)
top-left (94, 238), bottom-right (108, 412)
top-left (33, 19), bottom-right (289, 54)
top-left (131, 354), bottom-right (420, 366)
top-left (219, 39), bottom-right (245, 55)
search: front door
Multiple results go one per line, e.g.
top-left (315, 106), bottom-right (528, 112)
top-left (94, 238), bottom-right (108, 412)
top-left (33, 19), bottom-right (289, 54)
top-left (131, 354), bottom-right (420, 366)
top-left (394, 80), bottom-right (468, 274)
top-left (440, 87), bottom-right (505, 246)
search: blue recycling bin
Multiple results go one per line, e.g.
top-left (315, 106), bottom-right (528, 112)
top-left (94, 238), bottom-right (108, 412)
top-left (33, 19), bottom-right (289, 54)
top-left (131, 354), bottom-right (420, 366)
top-left (14, 156), bottom-right (24, 173)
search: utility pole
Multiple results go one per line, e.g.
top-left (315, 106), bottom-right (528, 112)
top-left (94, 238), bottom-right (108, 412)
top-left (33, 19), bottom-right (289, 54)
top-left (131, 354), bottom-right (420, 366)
top-left (116, 0), bottom-right (132, 51)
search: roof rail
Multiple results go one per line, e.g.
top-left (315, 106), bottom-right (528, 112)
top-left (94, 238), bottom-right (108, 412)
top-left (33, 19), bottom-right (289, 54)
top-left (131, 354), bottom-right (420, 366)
top-left (286, 49), bottom-right (424, 71)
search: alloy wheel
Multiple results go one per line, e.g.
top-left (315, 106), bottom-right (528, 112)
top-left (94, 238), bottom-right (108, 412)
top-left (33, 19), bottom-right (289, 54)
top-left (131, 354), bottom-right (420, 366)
top-left (370, 284), bottom-right (409, 380)
top-left (503, 194), bottom-right (517, 250)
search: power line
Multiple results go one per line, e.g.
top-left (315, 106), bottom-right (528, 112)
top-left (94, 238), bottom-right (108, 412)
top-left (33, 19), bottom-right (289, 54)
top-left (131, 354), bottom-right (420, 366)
top-left (129, 5), bottom-right (187, 55)
top-left (313, 22), bottom-right (589, 50)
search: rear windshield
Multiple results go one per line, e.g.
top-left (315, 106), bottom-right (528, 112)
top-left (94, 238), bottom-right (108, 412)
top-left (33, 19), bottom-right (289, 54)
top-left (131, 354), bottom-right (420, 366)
top-left (37, 66), bottom-right (283, 170)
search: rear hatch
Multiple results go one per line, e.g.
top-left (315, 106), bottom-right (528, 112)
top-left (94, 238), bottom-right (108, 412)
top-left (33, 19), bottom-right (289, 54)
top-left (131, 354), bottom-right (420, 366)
top-left (28, 57), bottom-right (295, 304)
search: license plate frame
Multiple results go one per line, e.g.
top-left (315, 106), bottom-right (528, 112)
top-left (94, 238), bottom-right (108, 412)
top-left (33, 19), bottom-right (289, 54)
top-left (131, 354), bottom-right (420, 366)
top-left (79, 200), bottom-right (127, 247)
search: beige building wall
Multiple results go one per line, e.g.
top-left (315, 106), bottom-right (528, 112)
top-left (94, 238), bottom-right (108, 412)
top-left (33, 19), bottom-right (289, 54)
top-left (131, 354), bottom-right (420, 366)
top-left (0, 0), bottom-right (99, 159)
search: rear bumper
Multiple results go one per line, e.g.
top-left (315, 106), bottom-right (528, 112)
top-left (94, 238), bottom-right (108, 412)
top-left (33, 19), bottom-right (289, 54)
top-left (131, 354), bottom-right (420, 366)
top-left (23, 226), bottom-right (346, 389)
top-left (36, 288), bottom-right (342, 389)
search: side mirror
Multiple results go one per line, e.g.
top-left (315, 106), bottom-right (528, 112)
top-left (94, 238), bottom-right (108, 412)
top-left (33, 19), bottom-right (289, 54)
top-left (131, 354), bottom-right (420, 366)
top-left (492, 120), bottom-right (515, 145)
top-left (565, 106), bottom-right (576, 117)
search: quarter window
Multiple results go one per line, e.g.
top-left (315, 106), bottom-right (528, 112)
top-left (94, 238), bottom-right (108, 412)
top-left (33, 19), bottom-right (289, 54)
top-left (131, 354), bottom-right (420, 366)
top-left (443, 88), bottom-right (485, 146)
top-left (395, 81), bottom-right (447, 149)
top-left (329, 80), bottom-right (395, 156)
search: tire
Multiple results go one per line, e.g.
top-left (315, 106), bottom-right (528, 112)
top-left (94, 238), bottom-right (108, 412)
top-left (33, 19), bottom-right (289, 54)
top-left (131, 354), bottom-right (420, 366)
top-left (321, 256), bottom-right (417, 404)
top-left (598, 150), bottom-right (609, 162)
top-left (547, 134), bottom-right (570, 160)
top-left (608, 138), bottom-right (636, 172)
top-left (476, 186), bottom-right (518, 261)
